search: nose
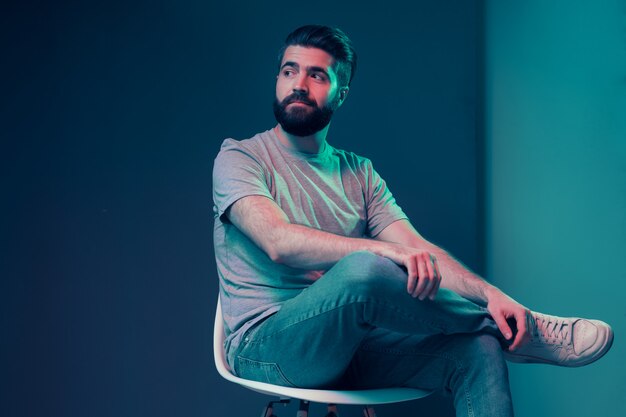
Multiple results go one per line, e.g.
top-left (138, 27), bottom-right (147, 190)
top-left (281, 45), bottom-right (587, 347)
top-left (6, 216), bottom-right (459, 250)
top-left (292, 74), bottom-right (308, 95)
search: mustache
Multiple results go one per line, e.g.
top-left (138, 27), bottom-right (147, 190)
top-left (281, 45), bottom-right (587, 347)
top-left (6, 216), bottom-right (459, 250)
top-left (281, 94), bottom-right (317, 107)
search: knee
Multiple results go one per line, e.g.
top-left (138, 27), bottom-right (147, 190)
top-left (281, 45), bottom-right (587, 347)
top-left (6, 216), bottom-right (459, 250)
top-left (459, 334), bottom-right (508, 376)
top-left (460, 333), bottom-right (501, 357)
top-left (338, 251), bottom-right (403, 279)
top-left (334, 251), bottom-right (406, 296)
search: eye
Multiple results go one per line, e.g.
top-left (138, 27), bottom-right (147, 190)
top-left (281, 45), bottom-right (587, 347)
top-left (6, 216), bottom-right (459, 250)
top-left (312, 73), bottom-right (326, 80)
top-left (282, 68), bottom-right (295, 77)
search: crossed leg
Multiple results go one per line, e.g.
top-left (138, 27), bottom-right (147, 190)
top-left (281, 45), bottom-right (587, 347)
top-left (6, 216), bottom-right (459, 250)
top-left (231, 251), bottom-right (513, 417)
top-left (340, 328), bottom-right (514, 417)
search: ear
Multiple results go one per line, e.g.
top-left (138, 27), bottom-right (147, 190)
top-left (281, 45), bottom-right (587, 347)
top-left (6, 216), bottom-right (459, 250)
top-left (338, 87), bottom-right (349, 106)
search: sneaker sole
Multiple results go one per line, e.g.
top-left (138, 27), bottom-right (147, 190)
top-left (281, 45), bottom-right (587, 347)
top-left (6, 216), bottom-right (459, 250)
top-left (504, 325), bottom-right (614, 367)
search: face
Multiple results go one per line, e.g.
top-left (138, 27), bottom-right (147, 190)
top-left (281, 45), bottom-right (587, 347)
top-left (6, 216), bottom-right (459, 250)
top-left (273, 45), bottom-right (348, 136)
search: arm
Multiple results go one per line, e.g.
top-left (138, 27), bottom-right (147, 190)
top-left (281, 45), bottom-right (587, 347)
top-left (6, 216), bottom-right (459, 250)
top-left (376, 219), bottom-right (491, 304)
top-left (226, 195), bottom-right (441, 297)
top-left (376, 219), bottom-right (530, 350)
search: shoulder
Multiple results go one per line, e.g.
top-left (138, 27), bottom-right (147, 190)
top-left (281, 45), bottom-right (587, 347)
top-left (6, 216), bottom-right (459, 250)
top-left (218, 130), bottom-right (270, 155)
top-left (215, 130), bottom-right (275, 165)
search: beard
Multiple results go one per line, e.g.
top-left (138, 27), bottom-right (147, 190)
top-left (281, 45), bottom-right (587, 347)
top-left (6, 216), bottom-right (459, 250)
top-left (273, 93), bottom-right (338, 137)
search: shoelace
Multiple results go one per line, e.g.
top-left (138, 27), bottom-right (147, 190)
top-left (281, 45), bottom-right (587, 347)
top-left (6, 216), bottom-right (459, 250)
top-left (529, 314), bottom-right (572, 345)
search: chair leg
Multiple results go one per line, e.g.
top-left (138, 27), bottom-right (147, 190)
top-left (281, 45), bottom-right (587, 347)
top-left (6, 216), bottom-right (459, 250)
top-left (362, 406), bottom-right (377, 417)
top-left (297, 400), bottom-right (309, 417)
top-left (261, 399), bottom-right (291, 417)
top-left (325, 403), bottom-right (339, 417)
top-left (260, 403), bottom-right (273, 417)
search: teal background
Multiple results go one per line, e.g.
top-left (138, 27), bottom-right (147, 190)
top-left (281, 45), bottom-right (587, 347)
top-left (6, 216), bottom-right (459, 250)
top-left (2, 0), bottom-right (622, 416)
top-left (485, 1), bottom-right (626, 417)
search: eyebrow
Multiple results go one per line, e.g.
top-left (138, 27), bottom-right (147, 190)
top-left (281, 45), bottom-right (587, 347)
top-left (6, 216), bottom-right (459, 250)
top-left (280, 61), bottom-right (331, 78)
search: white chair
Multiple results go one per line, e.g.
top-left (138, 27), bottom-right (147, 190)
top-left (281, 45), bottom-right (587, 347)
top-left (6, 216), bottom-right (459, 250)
top-left (213, 297), bottom-right (433, 417)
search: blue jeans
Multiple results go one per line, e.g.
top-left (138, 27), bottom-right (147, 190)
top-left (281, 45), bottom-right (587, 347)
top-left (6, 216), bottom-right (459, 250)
top-left (231, 251), bottom-right (514, 417)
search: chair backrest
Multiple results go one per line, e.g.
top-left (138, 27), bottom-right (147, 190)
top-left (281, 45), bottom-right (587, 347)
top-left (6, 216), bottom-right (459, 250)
top-left (213, 297), bottom-right (234, 378)
top-left (213, 296), bottom-right (434, 405)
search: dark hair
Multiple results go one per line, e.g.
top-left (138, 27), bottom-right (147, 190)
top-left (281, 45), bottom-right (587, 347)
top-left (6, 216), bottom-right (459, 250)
top-left (277, 25), bottom-right (357, 87)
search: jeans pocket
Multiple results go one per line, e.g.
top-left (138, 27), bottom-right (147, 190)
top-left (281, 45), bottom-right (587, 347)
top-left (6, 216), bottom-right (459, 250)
top-left (235, 356), bottom-right (297, 387)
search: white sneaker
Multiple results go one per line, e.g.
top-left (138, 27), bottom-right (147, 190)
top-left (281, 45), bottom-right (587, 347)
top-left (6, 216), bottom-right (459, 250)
top-left (504, 312), bottom-right (614, 367)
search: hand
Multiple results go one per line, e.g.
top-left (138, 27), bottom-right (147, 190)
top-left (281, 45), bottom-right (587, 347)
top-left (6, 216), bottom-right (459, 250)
top-left (486, 287), bottom-right (531, 351)
top-left (389, 247), bottom-right (442, 300)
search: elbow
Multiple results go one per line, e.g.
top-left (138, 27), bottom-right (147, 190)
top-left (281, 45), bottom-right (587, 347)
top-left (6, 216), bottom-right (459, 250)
top-left (266, 246), bottom-right (293, 266)
top-left (262, 227), bottom-right (289, 264)
top-left (266, 246), bottom-right (284, 264)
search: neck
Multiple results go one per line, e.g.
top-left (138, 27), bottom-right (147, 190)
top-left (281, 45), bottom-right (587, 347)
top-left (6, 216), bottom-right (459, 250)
top-left (274, 124), bottom-right (330, 154)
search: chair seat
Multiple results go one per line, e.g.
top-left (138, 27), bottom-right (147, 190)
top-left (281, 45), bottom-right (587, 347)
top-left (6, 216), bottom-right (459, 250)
top-left (213, 297), bottom-right (433, 405)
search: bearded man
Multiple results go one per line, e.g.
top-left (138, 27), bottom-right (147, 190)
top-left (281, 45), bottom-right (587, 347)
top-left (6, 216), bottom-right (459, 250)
top-left (212, 25), bottom-right (613, 417)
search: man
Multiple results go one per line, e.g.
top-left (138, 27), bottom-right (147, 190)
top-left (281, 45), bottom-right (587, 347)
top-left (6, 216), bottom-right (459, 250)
top-left (212, 25), bottom-right (613, 417)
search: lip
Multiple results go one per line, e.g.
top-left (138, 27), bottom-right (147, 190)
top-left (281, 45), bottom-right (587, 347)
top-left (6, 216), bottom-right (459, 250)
top-left (288, 101), bottom-right (312, 106)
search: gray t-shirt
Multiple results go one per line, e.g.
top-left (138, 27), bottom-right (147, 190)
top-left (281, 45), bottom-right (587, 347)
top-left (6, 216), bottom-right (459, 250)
top-left (212, 128), bottom-right (407, 367)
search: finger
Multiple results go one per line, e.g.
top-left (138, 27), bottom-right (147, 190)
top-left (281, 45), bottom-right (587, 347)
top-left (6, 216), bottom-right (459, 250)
top-left (425, 253), bottom-right (436, 280)
top-left (427, 272), bottom-right (441, 300)
top-left (491, 311), bottom-right (513, 341)
top-left (421, 272), bottom-right (437, 300)
top-left (431, 256), bottom-right (441, 282)
top-left (405, 257), bottom-right (419, 296)
top-left (420, 254), bottom-right (438, 299)
top-left (417, 254), bottom-right (437, 300)
top-left (413, 257), bottom-right (430, 298)
top-left (509, 310), bottom-right (529, 351)
top-left (427, 257), bottom-right (441, 300)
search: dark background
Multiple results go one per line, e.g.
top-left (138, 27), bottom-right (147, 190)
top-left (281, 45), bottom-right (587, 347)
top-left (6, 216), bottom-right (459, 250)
top-left (2, 1), bottom-right (482, 416)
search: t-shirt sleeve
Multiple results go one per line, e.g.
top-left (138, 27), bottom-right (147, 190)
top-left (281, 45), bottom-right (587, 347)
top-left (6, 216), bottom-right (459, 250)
top-left (364, 159), bottom-right (408, 237)
top-left (212, 139), bottom-right (273, 222)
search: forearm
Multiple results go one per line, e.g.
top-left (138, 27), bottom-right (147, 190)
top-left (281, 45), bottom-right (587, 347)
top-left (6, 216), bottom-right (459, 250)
top-left (418, 242), bottom-right (498, 306)
top-left (226, 196), bottom-right (438, 292)
top-left (270, 223), bottom-right (398, 270)
top-left (375, 219), bottom-right (499, 305)
top-left (226, 195), bottom-right (406, 270)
